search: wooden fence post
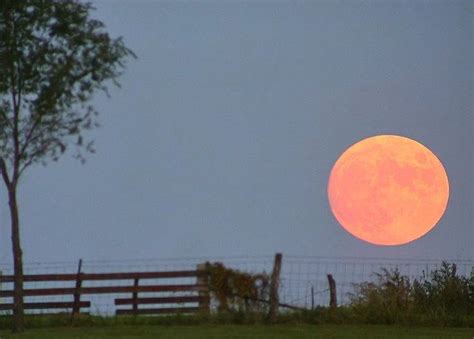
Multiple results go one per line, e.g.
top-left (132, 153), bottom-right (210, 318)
top-left (268, 253), bottom-right (282, 322)
top-left (196, 263), bottom-right (210, 313)
top-left (327, 274), bottom-right (337, 308)
top-left (70, 259), bottom-right (83, 325)
top-left (132, 278), bottom-right (139, 316)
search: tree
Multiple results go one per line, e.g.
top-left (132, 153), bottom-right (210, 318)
top-left (0, 1), bottom-right (135, 332)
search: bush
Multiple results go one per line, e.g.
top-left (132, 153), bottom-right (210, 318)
top-left (349, 262), bottom-right (474, 326)
top-left (412, 262), bottom-right (473, 316)
top-left (205, 262), bottom-right (270, 313)
top-left (350, 267), bottom-right (412, 324)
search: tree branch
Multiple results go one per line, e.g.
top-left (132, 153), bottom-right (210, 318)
top-left (0, 106), bottom-right (13, 130)
top-left (18, 147), bottom-right (44, 177)
top-left (19, 46), bottom-right (85, 159)
top-left (0, 157), bottom-right (11, 188)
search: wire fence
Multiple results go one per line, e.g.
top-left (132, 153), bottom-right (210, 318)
top-left (281, 256), bottom-right (474, 309)
top-left (0, 255), bottom-right (472, 316)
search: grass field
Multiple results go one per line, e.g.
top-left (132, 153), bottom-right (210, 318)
top-left (0, 325), bottom-right (473, 338)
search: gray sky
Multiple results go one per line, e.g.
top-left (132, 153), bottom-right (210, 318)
top-left (1, 1), bottom-right (472, 263)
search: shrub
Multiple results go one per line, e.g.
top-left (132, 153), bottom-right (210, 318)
top-left (205, 262), bottom-right (270, 313)
top-left (412, 262), bottom-right (473, 316)
top-left (350, 267), bottom-right (412, 324)
top-left (349, 262), bottom-right (474, 326)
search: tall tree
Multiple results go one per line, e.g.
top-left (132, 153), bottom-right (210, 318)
top-left (0, 1), bottom-right (135, 332)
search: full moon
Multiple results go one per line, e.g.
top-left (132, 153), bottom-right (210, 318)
top-left (327, 135), bottom-right (449, 246)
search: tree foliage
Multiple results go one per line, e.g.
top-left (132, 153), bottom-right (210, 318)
top-left (0, 0), bottom-right (135, 178)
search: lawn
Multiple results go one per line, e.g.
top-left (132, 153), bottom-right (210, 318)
top-left (0, 325), bottom-right (473, 338)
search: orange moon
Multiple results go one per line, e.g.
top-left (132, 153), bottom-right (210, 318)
top-left (327, 135), bottom-right (449, 246)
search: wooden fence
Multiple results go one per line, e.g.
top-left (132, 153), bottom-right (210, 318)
top-left (0, 253), bottom-right (340, 317)
top-left (0, 261), bottom-right (210, 318)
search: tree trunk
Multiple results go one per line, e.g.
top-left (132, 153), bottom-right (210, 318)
top-left (8, 187), bottom-right (24, 332)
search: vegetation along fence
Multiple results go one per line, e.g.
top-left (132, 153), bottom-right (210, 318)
top-left (0, 254), bottom-right (472, 317)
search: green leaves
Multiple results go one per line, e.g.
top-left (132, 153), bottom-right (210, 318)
top-left (0, 0), bottom-right (135, 176)
top-left (350, 263), bottom-right (474, 324)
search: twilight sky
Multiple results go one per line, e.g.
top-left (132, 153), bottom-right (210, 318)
top-left (0, 1), bottom-right (471, 263)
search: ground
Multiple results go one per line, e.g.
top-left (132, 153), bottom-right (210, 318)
top-left (0, 325), bottom-right (473, 338)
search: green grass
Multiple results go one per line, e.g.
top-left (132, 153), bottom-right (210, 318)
top-left (0, 325), bottom-right (473, 338)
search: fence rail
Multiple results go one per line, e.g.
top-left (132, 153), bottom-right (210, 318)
top-left (0, 266), bottom-right (210, 318)
top-left (0, 270), bottom-right (202, 283)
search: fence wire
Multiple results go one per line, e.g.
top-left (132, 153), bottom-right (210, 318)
top-left (0, 255), bottom-right (472, 316)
